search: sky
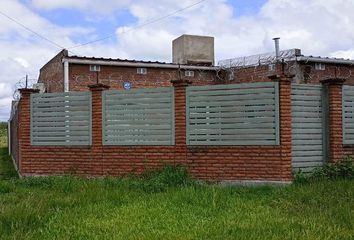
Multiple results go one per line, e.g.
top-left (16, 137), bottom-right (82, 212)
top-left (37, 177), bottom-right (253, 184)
top-left (1, 0), bottom-right (354, 121)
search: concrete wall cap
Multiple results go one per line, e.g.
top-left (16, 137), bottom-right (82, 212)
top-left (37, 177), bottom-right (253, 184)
top-left (88, 83), bottom-right (110, 91)
top-left (320, 78), bottom-right (346, 85)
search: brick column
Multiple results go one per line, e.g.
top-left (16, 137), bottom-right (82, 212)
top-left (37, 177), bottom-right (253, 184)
top-left (321, 78), bottom-right (345, 162)
top-left (18, 88), bottom-right (40, 175)
top-left (88, 83), bottom-right (110, 175)
top-left (269, 74), bottom-right (293, 181)
top-left (171, 79), bottom-right (191, 164)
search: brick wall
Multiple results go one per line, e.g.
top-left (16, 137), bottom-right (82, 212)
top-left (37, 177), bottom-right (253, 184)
top-left (225, 62), bottom-right (354, 85)
top-left (38, 53), bottom-right (354, 94)
top-left (17, 77), bottom-right (294, 182)
top-left (38, 50), bottom-right (68, 92)
top-left (302, 63), bottom-right (354, 85)
top-left (69, 64), bottom-right (219, 91)
top-left (224, 64), bottom-right (284, 84)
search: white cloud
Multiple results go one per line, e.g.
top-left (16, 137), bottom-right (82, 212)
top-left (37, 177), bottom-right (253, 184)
top-left (14, 58), bottom-right (30, 68)
top-left (31, 0), bottom-right (133, 15)
top-left (330, 49), bottom-right (354, 60)
top-left (0, 0), bottom-right (92, 121)
top-left (2, 0), bottom-right (354, 121)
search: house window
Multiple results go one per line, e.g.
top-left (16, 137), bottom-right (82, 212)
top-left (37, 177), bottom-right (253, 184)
top-left (268, 64), bottom-right (276, 71)
top-left (185, 70), bottom-right (194, 77)
top-left (228, 71), bottom-right (235, 81)
top-left (315, 63), bottom-right (325, 70)
top-left (90, 65), bottom-right (100, 72)
top-left (137, 68), bottom-right (147, 75)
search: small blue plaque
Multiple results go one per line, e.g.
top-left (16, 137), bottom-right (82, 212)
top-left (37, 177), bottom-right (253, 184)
top-left (123, 81), bottom-right (132, 90)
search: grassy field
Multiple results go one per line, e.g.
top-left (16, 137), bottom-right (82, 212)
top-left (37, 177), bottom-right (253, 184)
top-left (0, 124), bottom-right (354, 239)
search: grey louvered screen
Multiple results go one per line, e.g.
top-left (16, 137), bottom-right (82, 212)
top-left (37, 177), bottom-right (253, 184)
top-left (103, 87), bottom-right (175, 145)
top-left (343, 85), bottom-right (354, 144)
top-left (291, 84), bottom-right (324, 173)
top-left (31, 92), bottom-right (92, 145)
top-left (186, 82), bottom-right (279, 145)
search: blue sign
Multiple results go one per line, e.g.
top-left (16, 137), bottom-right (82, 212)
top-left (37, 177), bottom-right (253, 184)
top-left (123, 81), bottom-right (132, 90)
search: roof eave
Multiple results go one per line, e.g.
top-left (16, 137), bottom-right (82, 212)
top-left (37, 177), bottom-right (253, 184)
top-left (62, 57), bottom-right (219, 71)
top-left (296, 56), bottom-right (354, 65)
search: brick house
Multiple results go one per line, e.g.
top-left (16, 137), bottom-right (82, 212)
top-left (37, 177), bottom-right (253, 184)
top-left (9, 34), bottom-right (354, 183)
top-left (37, 34), bottom-right (354, 92)
top-left (38, 35), bottom-right (219, 93)
top-left (219, 48), bottom-right (354, 85)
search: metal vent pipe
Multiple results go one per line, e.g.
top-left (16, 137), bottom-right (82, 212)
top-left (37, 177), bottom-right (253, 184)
top-left (273, 37), bottom-right (280, 60)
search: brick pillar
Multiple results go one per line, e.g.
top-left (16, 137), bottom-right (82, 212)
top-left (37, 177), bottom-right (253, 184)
top-left (88, 83), bottom-right (110, 175)
top-left (321, 78), bottom-right (345, 162)
top-left (269, 75), bottom-right (293, 181)
top-left (18, 88), bottom-right (40, 175)
top-left (171, 79), bottom-right (191, 164)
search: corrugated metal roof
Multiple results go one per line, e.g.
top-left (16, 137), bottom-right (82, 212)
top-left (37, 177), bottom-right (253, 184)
top-left (67, 55), bottom-right (172, 65)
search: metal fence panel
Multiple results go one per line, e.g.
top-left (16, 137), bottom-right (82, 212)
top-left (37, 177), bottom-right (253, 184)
top-left (343, 85), bottom-right (354, 144)
top-left (103, 87), bottom-right (175, 145)
top-left (186, 82), bottom-right (279, 145)
top-left (31, 92), bottom-right (92, 145)
top-left (291, 84), bottom-right (324, 173)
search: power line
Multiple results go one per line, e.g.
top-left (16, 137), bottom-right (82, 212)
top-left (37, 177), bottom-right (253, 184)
top-left (68, 0), bottom-right (207, 49)
top-left (0, 10), bottom-right (66, 50)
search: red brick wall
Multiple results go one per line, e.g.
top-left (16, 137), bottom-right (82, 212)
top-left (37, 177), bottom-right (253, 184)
top-left (321, 78), bottom-right (354, 162)
top-left (302, 63), bottom-right (354, 85)
top-left (69, 64), bottom-right (219, 91)
top-left (327, 82), bottom-right (344, 161)
top-left (224, 64), bottom-right (284, 84)
top-left (322, 79), bottom-right (354, 160)
top-left (224, 62), bottom-right (354, 86)
top-left (18, 78), bottom-right (294, 182)
top-left (38, 50), bottom-right (67, 92)
top-left (39, 55), bottom-right (354, 94)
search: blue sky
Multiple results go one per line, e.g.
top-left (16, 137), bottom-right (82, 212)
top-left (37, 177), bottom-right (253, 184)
top-left (1, 0), bottom-right (354, 121)
top-left (21, 0), bottom-right (267, 49)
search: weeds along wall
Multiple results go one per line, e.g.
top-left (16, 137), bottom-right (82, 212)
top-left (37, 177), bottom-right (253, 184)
top-left (10, 76), bottom-right (351, 182)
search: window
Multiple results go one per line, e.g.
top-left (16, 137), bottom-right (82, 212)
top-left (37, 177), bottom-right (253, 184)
top-left (185, 70), bottom-right (194, 77)
top-left (228, 71), bottom-right (235, 81)
top-left (315, 63), bottom-right (325, 70)
top-left (268, 64), bottom-right (276, 71)
top-left (89, 65), bottom-right (100, 72)
top-left (137, 68), bottom-right (147, 75)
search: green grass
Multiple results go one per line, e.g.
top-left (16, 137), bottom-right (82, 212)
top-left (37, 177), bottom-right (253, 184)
top-left (0, 123), bottom-right (354, 239)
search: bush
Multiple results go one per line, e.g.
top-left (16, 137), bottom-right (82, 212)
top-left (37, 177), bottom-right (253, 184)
top-left (293, 169), bottom-right (308, 184)
top-left (294, 156), bottom-right (354, 183)
top-left (312, 156), bottom-right (354, 180)
top-left (0, 122), bottom-right (7, 147)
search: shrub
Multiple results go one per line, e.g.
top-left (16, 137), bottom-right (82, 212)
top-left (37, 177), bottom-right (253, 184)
top-left (294, 156), bottom-right (354, 183)
top-left (293, 169), bottom-right (309, 184)
top-left (312, 156), bottom-right (354, 180)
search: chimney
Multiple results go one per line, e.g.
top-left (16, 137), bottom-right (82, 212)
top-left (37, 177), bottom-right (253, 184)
top-left (273, 37), bottom-right (280, 60)
top-left (172, 34), bottom-right (214, 66)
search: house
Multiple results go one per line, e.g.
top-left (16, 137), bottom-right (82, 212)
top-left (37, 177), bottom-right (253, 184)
top-left (37, 34), bottom-right (354, 93)
top-left (38, 35), bottom-right (219, 93)
top-left (219, 48), bottom-right (354, 85)
top-left (8, 34), bottom-right (354, 182)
